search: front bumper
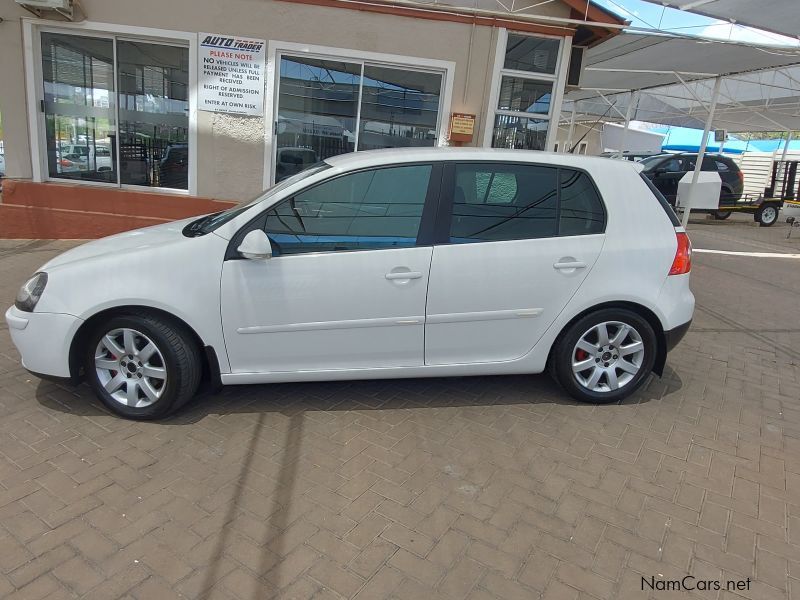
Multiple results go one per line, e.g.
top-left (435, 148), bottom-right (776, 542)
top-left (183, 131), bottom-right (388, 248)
top-left (665, 319), bottom-right (692, 352)
top-left (5, 305), bottom-right (83, 378)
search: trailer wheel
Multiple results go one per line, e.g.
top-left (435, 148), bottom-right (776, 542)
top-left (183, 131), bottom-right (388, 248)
top-left (713, 210), bottom-right (732, 220)
top-left (756, 204), bottom-right (779, 227)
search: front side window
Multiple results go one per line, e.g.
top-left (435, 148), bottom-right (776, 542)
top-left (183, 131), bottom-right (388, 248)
top-left (264, 164), bottom-right (432, 254)
top-left (40, 32), bottom-right (189, 190)
top-left (449, 163), bottom-right (605, 243)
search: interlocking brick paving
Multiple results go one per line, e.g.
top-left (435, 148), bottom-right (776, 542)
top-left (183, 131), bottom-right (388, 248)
top-left (0, 218), bottom-right (798, 599)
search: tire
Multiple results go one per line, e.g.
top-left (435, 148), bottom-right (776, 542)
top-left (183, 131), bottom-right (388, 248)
top-left (551, 308), bottom-right (657, 404)
top-left (713, 210), bottom-right (732, 220)
top-left (756, 204), bottom-right (779, 227)
top-left (84, 313), bottom-right (201, 420)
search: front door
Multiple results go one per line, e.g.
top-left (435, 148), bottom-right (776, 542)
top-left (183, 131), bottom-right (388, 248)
top-left (425, 163), bottom-right (606, 365)
top-left (221, 163), bottom-right (437, 373)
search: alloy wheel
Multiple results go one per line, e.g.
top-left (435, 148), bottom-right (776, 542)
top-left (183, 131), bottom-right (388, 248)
top-left (571, 321), bottom-right (645, 393)
top-left (94, 328), bottom-right (167, 408)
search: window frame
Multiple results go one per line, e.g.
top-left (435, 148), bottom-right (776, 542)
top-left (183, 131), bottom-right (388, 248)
top-left (264, 40), bottom-right (455, 187)
top-left (432, 161), bottom-right (606, 245)
top-left (483, 29), bottom-right (572, 152)
top-left (226, 161), bottom-right (444, 260)
top-left (23, 20), bottom-right (197, 195)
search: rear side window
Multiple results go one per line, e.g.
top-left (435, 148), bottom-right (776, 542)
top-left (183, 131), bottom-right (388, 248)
top-left (640, 172), bottom-right (680, 226)
top-left (450, 163), bottom-right (558, 242)
top-left (559, 170), bottom-right (604, 236)
top-left (449, 163), bottom-right (605, 243)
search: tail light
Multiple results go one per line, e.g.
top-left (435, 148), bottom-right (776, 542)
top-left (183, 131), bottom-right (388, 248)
top-left (737, 169), bottom-right (744, 183)
top-left (59, 158), bottom-right (73, 167)
top-left (669, 232), bottom-right (692, 275)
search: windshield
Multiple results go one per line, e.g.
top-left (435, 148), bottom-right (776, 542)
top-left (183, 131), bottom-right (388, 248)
top-left (183, 162), bottom-right (332, 236)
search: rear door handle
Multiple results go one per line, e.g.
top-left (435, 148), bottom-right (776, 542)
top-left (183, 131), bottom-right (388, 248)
top-left (553, 261), bottom-right (587, 270)
top-left (385, 271), bottom-right (423, 280)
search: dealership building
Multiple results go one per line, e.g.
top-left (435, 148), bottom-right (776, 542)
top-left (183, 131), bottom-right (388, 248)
top-left (0, 0), bottom-right (623, 236)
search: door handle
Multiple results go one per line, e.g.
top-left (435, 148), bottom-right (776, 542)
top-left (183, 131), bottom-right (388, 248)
top-left (553, 261), bottom-right (587, 270)
top-left (385, 271), bottom-right (423, 280)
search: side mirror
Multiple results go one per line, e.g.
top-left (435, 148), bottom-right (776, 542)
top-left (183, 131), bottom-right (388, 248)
top-left (237, 229), bottom-right (272, 260)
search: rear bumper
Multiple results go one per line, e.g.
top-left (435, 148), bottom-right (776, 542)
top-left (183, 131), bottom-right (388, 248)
top-left (665, 319), bottom-right (692, 352)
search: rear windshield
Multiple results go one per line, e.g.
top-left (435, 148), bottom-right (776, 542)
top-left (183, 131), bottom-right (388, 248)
top-left (639, 172), bottom-right (681, 226)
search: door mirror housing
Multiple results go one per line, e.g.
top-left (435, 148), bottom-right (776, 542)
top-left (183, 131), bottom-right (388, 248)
top-left (237, 229), bottom-right (273, 260)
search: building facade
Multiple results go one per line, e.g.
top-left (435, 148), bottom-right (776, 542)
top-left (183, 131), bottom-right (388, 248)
top-left (0, 0), bottom-right (622, 233)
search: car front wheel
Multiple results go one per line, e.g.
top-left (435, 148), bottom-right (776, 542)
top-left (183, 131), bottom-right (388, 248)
top-left (551, 309), bottom-right (657, 404)
top-left (85, 313), bottom-right (201, 419)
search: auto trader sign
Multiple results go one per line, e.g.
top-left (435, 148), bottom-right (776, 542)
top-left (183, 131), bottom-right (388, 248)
top-left (199, 33), bottom-right (266, 116)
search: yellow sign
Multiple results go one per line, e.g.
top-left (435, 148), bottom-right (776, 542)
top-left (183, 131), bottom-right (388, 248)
top-left (450, 113), bottom-right (475, 137)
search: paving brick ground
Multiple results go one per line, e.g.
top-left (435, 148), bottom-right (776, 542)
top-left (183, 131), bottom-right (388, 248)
top-left (0, 216), bottom-right (798, 599)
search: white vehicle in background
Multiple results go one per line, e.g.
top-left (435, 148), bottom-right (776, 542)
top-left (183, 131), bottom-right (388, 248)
top-left (6, 148), bottom-right (694, 420)
top-left (57, 143), bottom-right (113, 174)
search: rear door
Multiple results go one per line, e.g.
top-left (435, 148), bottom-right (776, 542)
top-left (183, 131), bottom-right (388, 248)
top-left (424, 162), bottom-right (606, 365)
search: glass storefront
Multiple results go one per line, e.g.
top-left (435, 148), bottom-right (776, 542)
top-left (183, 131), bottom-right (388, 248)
top-left (40, 32), bottom-right (189, 190)
top-left (275, 54), bottom-right (443, 181)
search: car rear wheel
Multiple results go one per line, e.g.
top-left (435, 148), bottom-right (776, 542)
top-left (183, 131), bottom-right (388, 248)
top-left (85, 313), bottom-right (201, 420)
top-left (551, 308), bottom-right (657, 404)
top-left (756, 204), bottom-right (779, 227)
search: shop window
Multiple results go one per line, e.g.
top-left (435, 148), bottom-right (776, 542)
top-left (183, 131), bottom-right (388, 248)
top-left (490, 33), bottom-right (561, 152)
top-left (40, 32), bottom-right (189, 190)
top-left (275, 55), bottom-right (443, 181)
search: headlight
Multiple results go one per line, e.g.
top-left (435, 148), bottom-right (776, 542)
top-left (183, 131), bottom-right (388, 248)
top-left (15, 272), bottom-right (48, 312)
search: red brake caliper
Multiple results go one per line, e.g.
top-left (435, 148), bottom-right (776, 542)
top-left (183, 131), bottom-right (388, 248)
top-left (575, 349), bottom-right (589, 361)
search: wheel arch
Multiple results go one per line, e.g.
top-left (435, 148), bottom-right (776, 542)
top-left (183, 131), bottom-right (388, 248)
top-left (68, 305), bottom-right (222, 389)
top-left (547, 300), bottom-right (667, 377)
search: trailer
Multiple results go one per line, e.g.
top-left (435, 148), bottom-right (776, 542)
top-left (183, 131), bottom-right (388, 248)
top-left (714, 159), bottom-right (800, 227)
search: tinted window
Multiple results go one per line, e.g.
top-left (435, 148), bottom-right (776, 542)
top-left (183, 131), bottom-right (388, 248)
top-left (450, 163), bottom-right (558, 242)
top-left (640, 173), bottom-right (680, 226)
top-left (264, 164), bottom-right (432, 254)
top-left (559, 170), bottom-right (605, 236)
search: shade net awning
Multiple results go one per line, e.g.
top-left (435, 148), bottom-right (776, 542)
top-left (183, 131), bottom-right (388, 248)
top-left (564, 32), bottom-right (800, 132)
top-left (639, 0), bottom-right (800, 41)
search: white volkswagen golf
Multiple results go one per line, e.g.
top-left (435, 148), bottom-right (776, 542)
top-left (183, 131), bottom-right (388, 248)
top-left (6, 148), bottom-right (694, 420)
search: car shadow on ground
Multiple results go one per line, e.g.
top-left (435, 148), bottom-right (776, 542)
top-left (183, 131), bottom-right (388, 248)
top-left (34, 367), bottom-right (683, 423)
top-left (32, 367), bottom-right (682, 598)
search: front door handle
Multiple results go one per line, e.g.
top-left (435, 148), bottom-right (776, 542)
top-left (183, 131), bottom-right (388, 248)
top-left (385, 271), bottom-right (423, 280)
top-left (553, 261), bottom-right (587, 270)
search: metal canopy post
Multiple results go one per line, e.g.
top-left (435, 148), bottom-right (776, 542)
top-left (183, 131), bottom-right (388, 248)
top-left (615, 90), bottom-right (639, 158)
top-left (566, 105), bottom-right (577, 154)
top-left (682, 76), bottom-right (722, 228)
top-left (780, 130), bottom-right (793, 163)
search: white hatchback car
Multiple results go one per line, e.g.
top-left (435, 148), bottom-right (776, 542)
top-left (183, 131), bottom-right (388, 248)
top-left (7, 148), bottom-right (694, 419)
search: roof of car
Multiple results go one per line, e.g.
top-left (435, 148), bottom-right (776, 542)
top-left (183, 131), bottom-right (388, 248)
top-left (324, 147), bottom-right (644, 172)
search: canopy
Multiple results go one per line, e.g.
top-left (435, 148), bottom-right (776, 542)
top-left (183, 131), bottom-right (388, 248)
top-left (564, 32), bottom-right (800, 132)
top-left (640, 0), bottom-right (800, 41)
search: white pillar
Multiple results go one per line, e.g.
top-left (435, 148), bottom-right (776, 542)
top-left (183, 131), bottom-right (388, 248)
top-left (566, 106), bottom-right (577, 154)
top-left (682, 77), bottom-right (722, 228)
top-left (616, 91), bottom-right (639, 159)
top-left (779, 130), bottom-right (793, 163)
